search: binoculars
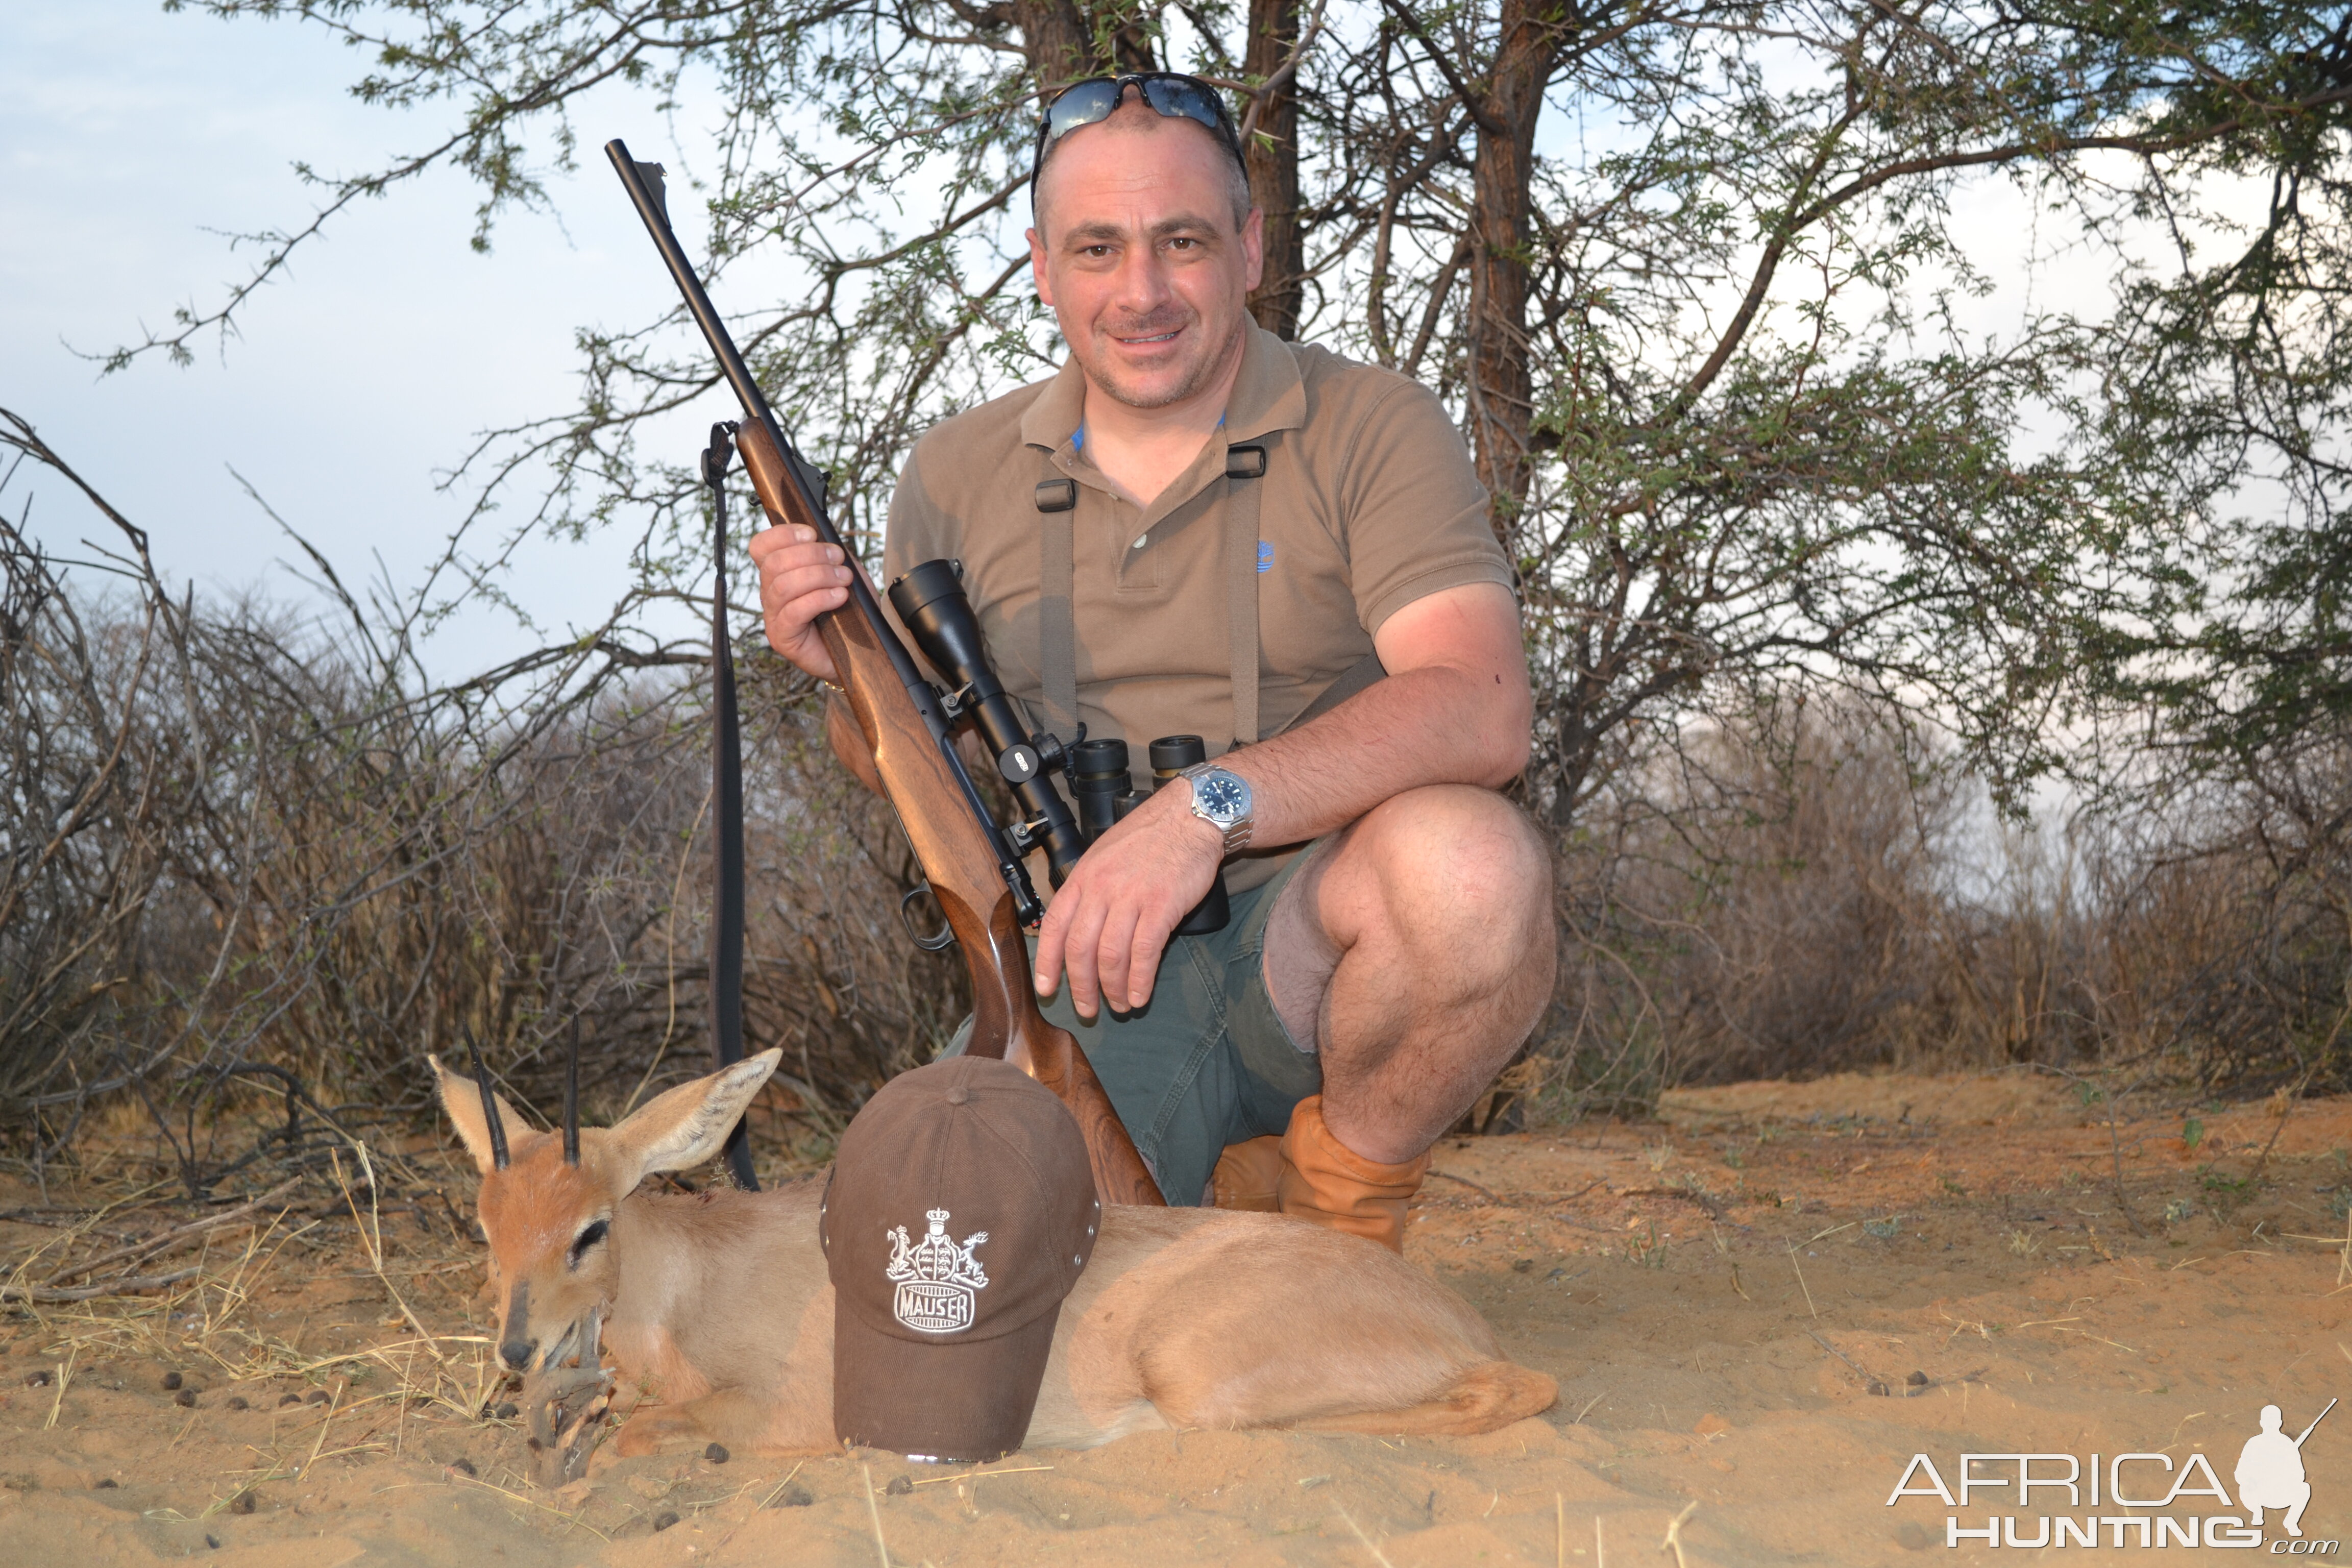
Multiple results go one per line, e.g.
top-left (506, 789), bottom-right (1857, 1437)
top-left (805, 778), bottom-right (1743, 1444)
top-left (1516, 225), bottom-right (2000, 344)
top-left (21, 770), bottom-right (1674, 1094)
top-left (889, 559), bottom-right (1229, 937)
top-left (1069, 734), bottom-right (1231, 937)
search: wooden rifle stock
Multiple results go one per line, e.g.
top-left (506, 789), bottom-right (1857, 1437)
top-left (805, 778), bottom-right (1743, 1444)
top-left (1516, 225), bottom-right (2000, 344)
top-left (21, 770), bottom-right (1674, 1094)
top-left (734, 427), bottom-right (1162, 1205)
top-left (603, 138), bottom-right (1161, 1206)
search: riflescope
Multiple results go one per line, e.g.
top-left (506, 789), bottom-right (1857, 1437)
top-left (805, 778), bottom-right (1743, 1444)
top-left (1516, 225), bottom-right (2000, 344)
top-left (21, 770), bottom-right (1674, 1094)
top-left (887, 559), bottom-right (1232, 935)
top-left (888, 559), bottom-right (1089, 884)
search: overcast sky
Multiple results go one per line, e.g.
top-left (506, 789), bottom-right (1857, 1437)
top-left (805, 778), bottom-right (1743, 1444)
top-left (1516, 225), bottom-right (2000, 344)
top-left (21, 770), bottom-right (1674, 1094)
top-left (2, 1), bottom-right (713, 675)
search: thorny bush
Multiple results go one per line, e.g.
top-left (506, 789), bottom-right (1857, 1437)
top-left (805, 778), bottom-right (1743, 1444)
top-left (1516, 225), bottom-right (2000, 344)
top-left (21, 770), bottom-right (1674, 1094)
top-left (1, 411), bottom-right (960, 1193)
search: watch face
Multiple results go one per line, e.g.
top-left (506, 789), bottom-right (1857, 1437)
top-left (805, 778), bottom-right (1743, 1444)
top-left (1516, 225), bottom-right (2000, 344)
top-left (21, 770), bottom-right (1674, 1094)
top-left (1195, 772), bottom-right (1248, 823)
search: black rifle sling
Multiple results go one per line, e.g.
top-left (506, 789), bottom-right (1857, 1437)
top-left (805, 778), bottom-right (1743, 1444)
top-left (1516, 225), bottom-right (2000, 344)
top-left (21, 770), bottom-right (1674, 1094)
top-left (1034, 443), bottom-right (1383, 753)
top-left (702, 421), bottom-right (758, 1192)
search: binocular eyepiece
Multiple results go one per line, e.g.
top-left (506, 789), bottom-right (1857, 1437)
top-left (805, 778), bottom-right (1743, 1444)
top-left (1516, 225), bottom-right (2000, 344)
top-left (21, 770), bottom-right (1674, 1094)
top-left (1065, 734), bottom-right (1230, 937)
top-left (887, 558), bottom-right (1229, 935)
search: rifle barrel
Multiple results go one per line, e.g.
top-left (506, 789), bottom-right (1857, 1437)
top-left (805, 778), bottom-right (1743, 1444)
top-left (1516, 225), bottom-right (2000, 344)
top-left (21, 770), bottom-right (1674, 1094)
top-left (2297, 1395), bottom-right (2337, 1446)
top-left (604, 136), bottom-right (1037, 916)
top-left (603, 139), bottom-right (919, 687)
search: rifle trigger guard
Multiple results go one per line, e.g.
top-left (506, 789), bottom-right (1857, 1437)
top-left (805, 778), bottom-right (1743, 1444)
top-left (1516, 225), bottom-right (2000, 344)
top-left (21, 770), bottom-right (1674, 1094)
top-left (899, 883), bottom-right (957, 953)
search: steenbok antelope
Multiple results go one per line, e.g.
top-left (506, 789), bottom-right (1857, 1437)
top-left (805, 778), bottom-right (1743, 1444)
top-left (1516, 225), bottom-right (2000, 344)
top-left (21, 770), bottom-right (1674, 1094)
top-left (434, 1047), bottom-right (1555, 1472)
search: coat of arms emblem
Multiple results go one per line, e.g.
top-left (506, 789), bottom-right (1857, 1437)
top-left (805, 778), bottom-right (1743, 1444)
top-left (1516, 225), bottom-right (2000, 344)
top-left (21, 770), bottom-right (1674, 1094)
top-left (885, 1209), bottom-right (990, 1333)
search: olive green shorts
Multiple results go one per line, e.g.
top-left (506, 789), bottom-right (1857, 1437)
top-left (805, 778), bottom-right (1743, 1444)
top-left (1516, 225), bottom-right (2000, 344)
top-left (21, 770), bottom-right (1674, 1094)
top-left (943, 845), bottom-right (1325, 1206)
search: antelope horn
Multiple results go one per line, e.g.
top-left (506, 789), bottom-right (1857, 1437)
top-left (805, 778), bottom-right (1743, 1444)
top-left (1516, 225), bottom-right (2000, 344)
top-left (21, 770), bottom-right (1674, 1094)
top-left (562, 1015), bottom-right (582, 1166)
top-left (467, 1031), bottom-right (510, 1171)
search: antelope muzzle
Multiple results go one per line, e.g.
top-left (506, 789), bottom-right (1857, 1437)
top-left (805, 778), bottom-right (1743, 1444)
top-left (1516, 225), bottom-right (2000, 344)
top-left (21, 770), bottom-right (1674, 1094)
top-left (498, 1280), bottom-right (537, 1371)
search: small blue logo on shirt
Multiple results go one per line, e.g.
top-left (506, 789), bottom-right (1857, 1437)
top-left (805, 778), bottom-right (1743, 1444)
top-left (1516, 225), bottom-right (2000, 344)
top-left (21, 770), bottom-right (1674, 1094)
top-left (1256, 541), bottom-right (1274, 574)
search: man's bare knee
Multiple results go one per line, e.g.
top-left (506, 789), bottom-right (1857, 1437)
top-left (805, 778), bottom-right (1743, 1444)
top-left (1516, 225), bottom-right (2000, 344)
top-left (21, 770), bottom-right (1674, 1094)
top-left (1338, 787), bottom-right (1551, 975)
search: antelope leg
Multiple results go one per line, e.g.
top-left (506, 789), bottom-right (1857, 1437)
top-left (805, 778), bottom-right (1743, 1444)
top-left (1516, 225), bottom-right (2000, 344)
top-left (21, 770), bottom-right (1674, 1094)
top-left (521, 1307), bottom-right (613, 1487)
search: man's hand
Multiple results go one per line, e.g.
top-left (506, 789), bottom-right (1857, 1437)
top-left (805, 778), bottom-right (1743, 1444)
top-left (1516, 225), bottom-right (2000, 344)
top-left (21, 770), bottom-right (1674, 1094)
top-left (1034, 781), bottom-right (1226, 1018)
top-left (1033, 583), bottom-right (1528, 1017)
top-left (748, 523), bottom-right (854, 682)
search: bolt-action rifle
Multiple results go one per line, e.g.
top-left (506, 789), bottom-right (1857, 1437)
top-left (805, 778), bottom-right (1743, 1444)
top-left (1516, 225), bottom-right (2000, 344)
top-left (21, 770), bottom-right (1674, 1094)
top-left (606, 138), bottom-right (1163, 1207)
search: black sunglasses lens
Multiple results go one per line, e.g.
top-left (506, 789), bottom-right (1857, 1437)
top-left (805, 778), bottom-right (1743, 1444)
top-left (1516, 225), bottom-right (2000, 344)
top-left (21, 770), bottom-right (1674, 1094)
top-left (1044, 78), bottom-right (1125, 142)
top-left (1138, 77), bottom-right (1232, 136)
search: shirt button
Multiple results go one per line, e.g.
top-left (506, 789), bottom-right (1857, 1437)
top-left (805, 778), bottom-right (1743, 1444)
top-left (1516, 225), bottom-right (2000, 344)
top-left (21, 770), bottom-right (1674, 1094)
top-left (1132, 536), bottom-right (1147, 549)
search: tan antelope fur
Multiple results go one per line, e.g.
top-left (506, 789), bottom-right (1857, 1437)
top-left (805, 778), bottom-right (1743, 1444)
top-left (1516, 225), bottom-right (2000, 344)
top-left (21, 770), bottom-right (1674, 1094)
top-left (434, 1048), bottom-right (1556, 1460)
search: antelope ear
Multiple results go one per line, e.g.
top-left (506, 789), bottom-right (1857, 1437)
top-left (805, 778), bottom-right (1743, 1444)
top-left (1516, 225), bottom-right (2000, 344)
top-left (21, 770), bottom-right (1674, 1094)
top-left (605, 1050), bottom-right (781, 1187)
top-left (429, 1052), bottom-right (535, 1177)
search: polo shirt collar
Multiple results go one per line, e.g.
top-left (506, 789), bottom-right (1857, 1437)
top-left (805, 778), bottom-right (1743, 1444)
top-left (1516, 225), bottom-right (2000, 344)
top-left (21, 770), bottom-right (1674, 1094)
top-left (1222, 321), bottom-right (1307, 443)
top-left (1017, 320), bottom-right (1305, 452)
top-left (1019, 354), bottom-right (1090, 452)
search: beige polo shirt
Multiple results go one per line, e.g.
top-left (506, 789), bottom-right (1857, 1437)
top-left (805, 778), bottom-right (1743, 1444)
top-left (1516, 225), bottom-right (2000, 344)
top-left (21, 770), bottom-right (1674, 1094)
top-left (883, 322), bottom-right (1511, 890)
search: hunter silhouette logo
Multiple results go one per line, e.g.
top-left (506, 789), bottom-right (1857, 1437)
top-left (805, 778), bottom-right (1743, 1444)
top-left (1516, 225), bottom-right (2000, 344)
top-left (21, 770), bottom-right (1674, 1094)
top-left (1884, 1394), bottom-right (2340, 1548)
top-left (2241, 1398), bottom-right (2332, 1538)
top-left (886, 1209), bottom-right (990, 1334)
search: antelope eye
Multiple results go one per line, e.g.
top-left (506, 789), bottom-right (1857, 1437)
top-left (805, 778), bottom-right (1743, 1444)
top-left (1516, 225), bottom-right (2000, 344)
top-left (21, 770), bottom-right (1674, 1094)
top-left (569, 1219), bottom-right (609, 1266)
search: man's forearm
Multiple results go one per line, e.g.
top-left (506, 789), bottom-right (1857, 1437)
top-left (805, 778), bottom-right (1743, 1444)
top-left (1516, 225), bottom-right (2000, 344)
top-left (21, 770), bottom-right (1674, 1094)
top-left (1222, 660), bottom-right (1532, 849)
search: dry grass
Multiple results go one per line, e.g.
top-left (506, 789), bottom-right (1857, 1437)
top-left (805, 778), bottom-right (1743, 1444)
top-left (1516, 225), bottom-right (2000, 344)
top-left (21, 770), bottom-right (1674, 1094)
top-left (5, 1080), bottom-right (2347, 1563)
top-left (0, 1128), bottom-right (537, 1501)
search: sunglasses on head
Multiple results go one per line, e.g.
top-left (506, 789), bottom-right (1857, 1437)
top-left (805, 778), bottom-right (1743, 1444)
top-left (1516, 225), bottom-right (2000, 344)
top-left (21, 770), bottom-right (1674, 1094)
top-left (1032, 74), bottom-right (1248, 186)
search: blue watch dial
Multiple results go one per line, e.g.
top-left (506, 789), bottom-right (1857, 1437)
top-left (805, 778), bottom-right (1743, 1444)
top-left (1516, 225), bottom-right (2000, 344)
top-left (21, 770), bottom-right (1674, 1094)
top-left (1196, 775), bottom-right (1247, 818)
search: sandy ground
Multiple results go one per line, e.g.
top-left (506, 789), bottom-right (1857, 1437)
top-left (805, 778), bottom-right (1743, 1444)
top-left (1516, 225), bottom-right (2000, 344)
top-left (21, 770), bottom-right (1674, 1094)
top-left (1, 1070), bottom-right (2346, 1565)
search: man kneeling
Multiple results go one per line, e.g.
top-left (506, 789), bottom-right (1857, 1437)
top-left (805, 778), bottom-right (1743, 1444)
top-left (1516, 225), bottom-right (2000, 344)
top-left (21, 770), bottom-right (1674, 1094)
top-left (750, 72), bottom-right (1556, 1248)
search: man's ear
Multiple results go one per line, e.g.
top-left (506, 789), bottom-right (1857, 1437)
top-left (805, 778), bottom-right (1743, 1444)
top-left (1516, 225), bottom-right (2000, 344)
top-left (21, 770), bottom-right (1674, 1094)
top-left (1241, 204), bottom-right (1265, 293)
top-left (604, 1050), bottom-right (781, 1190)
top-left (430, 1053), bottom-right (534, 1177)
top-left (1028, 223), bottom-right (1055, 308)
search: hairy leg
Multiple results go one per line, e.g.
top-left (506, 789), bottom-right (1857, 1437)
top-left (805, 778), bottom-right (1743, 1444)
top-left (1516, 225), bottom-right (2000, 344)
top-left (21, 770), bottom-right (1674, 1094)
top-left (1262, 785), bottom-right (1555, 1165)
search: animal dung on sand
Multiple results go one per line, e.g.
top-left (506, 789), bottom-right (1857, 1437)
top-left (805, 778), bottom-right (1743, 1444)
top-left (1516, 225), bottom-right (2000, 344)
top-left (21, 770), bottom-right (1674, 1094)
top-left (820, 1056), bottom-right (1102, 1465)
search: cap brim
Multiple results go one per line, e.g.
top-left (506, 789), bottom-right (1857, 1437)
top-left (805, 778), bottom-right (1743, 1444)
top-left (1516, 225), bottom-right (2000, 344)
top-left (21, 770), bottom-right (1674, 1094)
top-left (832, 1301), bottom-right (1061, 1463)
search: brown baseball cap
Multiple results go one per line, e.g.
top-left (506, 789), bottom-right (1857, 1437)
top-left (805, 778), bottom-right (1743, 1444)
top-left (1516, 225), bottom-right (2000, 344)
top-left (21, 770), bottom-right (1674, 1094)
top-left (821, 1055), bottom-right (1101, 1462)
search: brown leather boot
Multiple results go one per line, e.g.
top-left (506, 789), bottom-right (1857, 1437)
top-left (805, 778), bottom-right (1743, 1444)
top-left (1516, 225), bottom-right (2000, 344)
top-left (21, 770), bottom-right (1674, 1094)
top-left (1275, 1095), bottom-right (1429, 1252)
top-left (1209, 1135), bottom-right (1284, 1211)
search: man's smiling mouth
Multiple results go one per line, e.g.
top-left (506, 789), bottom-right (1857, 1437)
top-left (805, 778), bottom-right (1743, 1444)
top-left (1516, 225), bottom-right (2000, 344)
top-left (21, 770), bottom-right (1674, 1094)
top-left (1114, 329), bottom-right (1182, 345)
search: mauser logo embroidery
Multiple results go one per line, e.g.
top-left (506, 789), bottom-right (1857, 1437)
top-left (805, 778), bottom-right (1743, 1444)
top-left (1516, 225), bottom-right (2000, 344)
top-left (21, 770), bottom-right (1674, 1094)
top-left (886, 1209), bottom-right (990, 1333)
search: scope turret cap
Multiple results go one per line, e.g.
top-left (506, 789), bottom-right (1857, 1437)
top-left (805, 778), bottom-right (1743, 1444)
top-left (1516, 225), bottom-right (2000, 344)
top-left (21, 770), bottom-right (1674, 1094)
top-left (821, 1055), bottom-right (1100, 1462)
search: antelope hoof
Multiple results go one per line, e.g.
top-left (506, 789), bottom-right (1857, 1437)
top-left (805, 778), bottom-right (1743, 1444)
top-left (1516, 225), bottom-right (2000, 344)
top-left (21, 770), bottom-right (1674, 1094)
top-left (520, 1362), bottom-right (614, 1487)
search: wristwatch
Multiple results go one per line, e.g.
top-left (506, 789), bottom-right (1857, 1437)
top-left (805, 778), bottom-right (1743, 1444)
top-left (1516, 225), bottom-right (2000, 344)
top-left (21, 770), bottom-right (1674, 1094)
top-left (1180, 764), bottom-right (1254, 856)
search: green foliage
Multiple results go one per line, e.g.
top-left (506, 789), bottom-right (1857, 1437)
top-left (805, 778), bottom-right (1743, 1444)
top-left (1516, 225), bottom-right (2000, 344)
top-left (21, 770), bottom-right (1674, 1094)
top-left (122, 0), bottom-right (2352, 827)
top-left (2198, 1162), bottom-right (2257, 1200)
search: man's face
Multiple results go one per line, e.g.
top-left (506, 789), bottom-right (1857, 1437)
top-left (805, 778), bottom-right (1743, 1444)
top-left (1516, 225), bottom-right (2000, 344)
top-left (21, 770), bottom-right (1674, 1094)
top-left (1028, 110), bottom-right (1262, 411)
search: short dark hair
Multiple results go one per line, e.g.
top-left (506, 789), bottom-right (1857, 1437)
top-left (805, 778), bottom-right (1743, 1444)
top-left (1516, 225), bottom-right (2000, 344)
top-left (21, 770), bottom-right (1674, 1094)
top-left (1030, 101), bottom-right (1254, 232)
